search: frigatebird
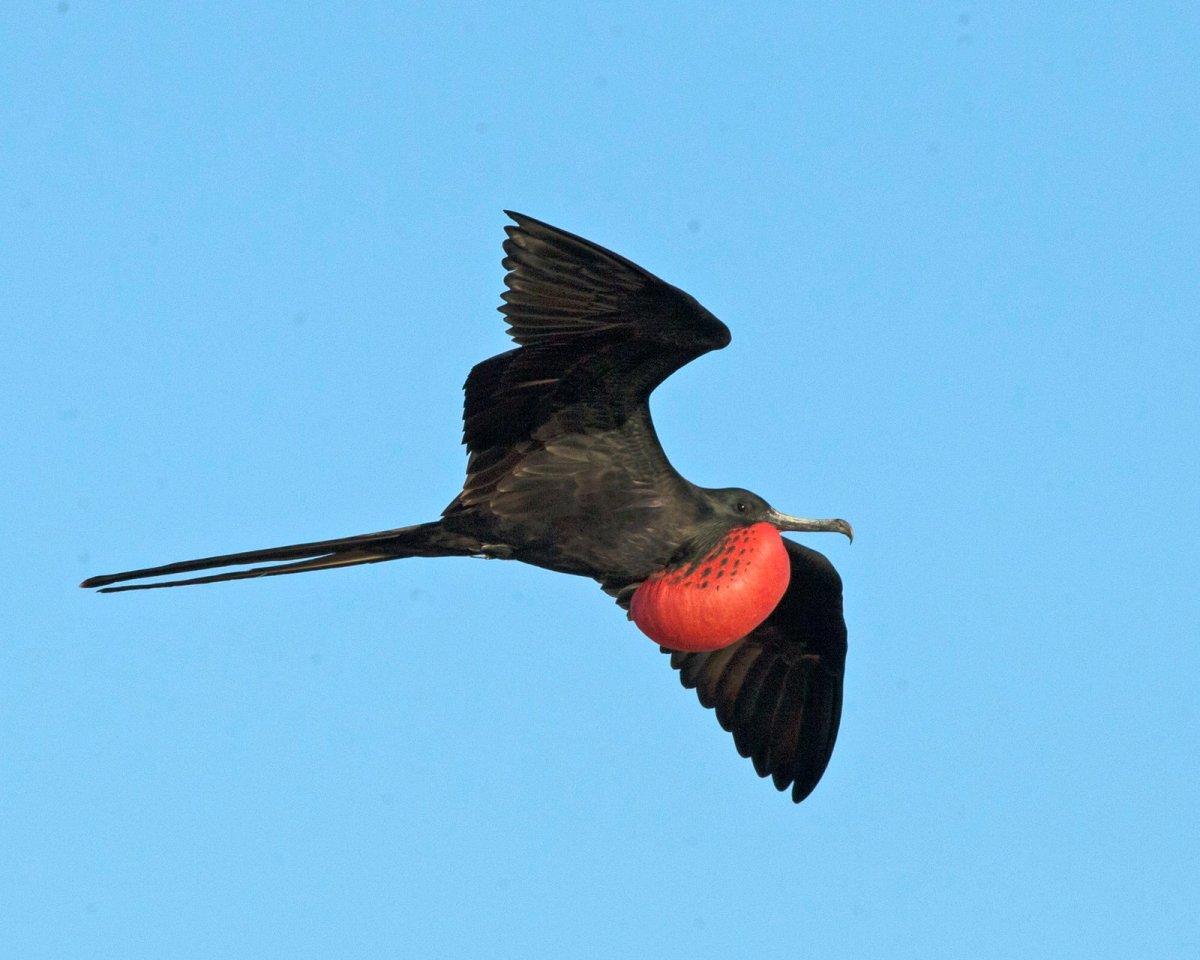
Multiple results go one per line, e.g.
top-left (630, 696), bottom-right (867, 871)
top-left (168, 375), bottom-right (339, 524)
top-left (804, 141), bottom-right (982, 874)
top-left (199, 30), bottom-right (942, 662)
top-left (81, 213), bottom-right (853, 803)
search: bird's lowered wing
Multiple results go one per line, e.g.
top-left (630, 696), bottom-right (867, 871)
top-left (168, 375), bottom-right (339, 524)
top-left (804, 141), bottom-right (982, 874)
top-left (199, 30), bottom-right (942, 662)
top-left (663, 539), bottom-right (848, 803)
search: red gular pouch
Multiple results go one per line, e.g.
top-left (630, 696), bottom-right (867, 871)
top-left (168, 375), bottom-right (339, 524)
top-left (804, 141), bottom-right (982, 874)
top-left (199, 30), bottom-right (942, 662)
top-left (629, 521), bottom-right (792, 652)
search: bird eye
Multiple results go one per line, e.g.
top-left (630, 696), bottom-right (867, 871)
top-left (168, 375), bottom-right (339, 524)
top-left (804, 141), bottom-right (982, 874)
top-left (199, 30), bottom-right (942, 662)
top-left (736, 502), bottom-right (747, 513)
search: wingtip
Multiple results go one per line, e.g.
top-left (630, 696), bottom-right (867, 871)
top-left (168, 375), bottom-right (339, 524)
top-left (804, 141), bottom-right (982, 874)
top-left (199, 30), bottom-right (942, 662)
top-left (503, 210), bottom-right (559, 235)
top-left (790, 777), bottom-right (822, 804)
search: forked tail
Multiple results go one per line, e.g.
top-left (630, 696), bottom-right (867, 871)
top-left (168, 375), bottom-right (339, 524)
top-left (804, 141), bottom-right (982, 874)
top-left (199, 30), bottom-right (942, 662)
top-left (79, 521), bottom-right (480, 593)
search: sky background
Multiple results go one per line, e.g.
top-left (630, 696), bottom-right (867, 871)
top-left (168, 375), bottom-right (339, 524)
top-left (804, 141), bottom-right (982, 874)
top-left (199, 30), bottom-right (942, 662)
top-left (4, 3), bottom-right (1198, 958)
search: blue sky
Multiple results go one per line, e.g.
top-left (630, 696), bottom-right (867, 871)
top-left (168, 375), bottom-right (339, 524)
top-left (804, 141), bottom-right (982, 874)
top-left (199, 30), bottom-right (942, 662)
top-left (4, 3), bottom-right (1198, 958)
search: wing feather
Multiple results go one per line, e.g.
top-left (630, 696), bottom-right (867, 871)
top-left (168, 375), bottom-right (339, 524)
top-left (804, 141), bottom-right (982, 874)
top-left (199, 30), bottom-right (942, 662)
top-left (455, 212), bottom-right (730, 474)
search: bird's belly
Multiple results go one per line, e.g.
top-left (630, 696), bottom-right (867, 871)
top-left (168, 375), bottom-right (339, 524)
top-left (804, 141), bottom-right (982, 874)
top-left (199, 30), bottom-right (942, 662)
top-left (629, 522), bottom-right (791, 652)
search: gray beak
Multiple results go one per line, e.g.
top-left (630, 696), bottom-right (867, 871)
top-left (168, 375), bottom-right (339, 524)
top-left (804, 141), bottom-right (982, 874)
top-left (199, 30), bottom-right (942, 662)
top-left (767, 510), bottom-right (854, 542)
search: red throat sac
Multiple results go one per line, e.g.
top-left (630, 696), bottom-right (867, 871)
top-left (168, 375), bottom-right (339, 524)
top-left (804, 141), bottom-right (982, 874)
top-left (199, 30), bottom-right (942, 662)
top-left (630, 522), bottom-right (791, 652)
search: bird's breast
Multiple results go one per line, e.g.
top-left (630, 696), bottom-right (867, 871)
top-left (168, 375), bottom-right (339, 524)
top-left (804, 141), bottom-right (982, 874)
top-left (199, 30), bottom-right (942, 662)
top-left (629, 522), bottom-right (791, 652)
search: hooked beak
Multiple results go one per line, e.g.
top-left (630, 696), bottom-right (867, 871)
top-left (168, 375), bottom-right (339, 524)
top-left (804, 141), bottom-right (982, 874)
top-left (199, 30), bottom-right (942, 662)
top-left (767, 510), bottom-right (854, 542)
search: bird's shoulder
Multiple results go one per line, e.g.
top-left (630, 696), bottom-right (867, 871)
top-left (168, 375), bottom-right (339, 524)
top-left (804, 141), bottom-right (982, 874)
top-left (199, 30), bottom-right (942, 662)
top-left (447, 405), bottom-right (685, 531)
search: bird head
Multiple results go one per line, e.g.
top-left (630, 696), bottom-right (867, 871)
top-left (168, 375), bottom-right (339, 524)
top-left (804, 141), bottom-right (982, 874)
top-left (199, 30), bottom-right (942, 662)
top-left (707, 487), bottom-right (854, 542)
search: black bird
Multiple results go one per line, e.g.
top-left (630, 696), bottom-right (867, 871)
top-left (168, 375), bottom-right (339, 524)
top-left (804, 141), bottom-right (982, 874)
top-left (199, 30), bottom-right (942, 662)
top-left (82, 213), bottom-right (853, 803)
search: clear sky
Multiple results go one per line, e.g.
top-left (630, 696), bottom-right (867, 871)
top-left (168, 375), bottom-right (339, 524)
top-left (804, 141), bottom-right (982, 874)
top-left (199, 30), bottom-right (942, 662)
top-left (4, 4), bottom-right (1197, 958)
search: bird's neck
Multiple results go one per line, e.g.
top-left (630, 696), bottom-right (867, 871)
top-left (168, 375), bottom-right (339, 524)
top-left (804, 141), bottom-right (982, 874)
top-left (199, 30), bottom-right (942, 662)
top-left (669, 521), bottom-right (746, 574)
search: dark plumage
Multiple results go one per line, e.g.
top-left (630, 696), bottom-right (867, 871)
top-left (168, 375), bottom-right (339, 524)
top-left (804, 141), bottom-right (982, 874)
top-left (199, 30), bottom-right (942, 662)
top-left (81, 212), bottom-right (852, 803)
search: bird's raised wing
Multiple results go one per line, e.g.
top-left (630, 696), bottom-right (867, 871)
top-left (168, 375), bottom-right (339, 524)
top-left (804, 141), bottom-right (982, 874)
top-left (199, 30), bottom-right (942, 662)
top-left (459, 211), bottom-right (730, 461)
top-left (447, 213), bottom-right (731, 539)
top-left (663, 539), bottom-right (848, 803)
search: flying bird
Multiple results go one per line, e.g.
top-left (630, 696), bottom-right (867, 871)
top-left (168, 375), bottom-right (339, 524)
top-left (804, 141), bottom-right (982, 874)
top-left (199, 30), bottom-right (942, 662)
top-left (82, 213), bottom-right (853, 803)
